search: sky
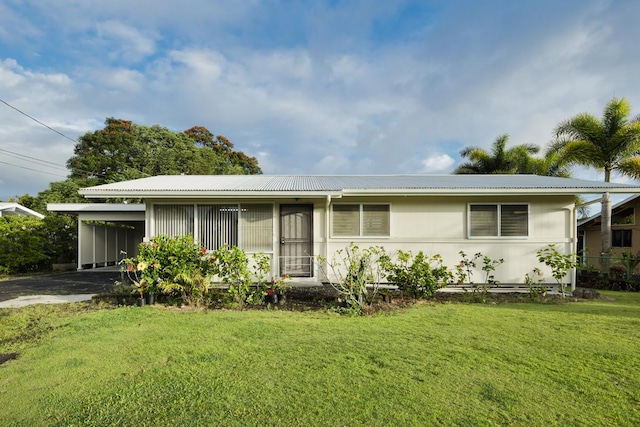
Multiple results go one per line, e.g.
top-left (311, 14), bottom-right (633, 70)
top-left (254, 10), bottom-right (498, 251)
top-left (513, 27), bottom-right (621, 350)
top-left (1, 0), bottom-right (640, 202)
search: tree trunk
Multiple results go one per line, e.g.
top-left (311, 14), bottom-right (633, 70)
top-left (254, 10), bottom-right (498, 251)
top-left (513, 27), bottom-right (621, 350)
top-left (601, 192), bottom-right (612, 268)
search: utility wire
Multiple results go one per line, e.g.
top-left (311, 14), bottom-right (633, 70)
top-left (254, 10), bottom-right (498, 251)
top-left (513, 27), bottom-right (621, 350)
top-left (0, 160), bottom-right (67, 178)
top-left (0, 148), bottom-right (69, 171)
top-left (0, 98), bottom-right (77, 143)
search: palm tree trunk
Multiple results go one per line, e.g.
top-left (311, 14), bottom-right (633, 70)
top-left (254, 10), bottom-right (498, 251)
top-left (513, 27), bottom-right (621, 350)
top-left (601, 192), bottom-right (612, 273)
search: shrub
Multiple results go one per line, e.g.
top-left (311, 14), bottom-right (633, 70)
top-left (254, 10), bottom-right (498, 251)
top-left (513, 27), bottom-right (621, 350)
top-left (0, 216), bottom-right (50, 274)
top-left (122, 235), bottom-right (217, 306)
top-left (318, 243), bottom-right (387, 314)
top-left (536, 244), bottom-right (577, 297)
top-left (380, 250), bottom-right (452, 298)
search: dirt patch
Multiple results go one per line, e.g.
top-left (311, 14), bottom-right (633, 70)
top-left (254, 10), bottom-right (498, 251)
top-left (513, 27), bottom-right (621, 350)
top-left (0, 353), bottom-right (18, 366)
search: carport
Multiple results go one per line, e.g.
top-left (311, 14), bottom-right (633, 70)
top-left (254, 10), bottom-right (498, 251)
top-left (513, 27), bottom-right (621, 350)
top-left (47, 203), bottom-right (145, 270)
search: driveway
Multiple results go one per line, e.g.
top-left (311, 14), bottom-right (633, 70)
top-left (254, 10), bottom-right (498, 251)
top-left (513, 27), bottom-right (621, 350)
top-left (0, 269), bottom-right (122, 303)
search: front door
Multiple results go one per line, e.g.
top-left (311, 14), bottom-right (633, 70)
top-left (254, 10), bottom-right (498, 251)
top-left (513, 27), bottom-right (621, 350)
top-left (279, 204), bottom-right (313, 277)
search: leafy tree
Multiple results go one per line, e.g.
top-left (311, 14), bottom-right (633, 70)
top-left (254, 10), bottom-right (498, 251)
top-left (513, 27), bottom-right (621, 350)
top-left (454, 134), bottom-right (540, 174)
top-left (67, 118), bottom-right (261, 185)
top-left (183, 126), bottom-right (262, 174)
top-left (548, 97), bottom-right (640, 253)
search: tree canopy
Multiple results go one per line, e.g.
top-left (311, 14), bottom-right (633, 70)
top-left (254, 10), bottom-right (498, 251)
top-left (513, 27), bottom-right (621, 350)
top-left (453, 134), bottom-right (540, 174)
top-left (547, 97), bottom-right (640, 182)
top-left (67, 118), bottom-right (261, 186)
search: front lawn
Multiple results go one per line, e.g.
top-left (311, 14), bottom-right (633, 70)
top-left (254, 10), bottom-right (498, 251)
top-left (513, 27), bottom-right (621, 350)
top-left (0, 292), bottom-right (639, 426)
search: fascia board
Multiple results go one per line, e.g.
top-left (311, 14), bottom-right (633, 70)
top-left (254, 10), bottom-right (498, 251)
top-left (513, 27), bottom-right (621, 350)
top-left (342, 188), bottom-right (640, 196)
top-left (80, 191), bottom-right (344, 199)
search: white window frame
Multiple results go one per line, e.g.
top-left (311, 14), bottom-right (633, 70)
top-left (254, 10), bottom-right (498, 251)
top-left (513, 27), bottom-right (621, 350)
top-left (467, 203), bottom-right (529, 239)
top-left (331, 203), bottom-right (391, 237)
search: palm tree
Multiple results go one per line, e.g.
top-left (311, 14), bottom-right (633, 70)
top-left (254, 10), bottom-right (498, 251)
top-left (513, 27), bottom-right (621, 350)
top-left (454, 134), bottom-right (540, 174)
top-left (548, 97), bottom-right (640, 182)
top-left (548, 97), bottom-right (640, 254)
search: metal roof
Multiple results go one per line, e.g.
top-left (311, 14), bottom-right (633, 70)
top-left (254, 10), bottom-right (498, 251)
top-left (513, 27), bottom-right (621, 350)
top-left (0, 202), bottom-right (45, 219)
top-left (78, 174), bottom-right (640, 198)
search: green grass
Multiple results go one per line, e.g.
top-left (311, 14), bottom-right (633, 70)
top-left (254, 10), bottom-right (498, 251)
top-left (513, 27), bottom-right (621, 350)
top-left (1, 293), bottom-right (639, 426)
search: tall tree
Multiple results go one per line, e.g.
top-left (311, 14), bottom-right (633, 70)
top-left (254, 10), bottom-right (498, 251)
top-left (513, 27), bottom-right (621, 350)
top-left (454, 134), bottom-right (540, 174)
top-left (183, 126), bottom-right (262, 174)
top-left (548, 97), bottom-right (640, 182)
top-left (68, 118), bottom-right (262, 186)
top-left (548, 97), bottom-right (640, 254)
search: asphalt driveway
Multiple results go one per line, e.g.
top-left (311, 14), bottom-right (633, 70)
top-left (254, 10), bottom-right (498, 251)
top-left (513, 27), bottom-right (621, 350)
top-left (0, 270), bottom-right (122, 302)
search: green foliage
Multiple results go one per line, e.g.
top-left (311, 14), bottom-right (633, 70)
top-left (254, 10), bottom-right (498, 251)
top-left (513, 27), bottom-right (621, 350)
top-left (0, 216), bottom-right (50, 274)
top-left (68, 118), bottom-right (262, 186)
top-left (536, 244), bottom-right (577, 297)
top-left (318, 243), bottom-right (387, 313)
top-left (549, 97), bottom-right (640, 182)
top-left (122, 235), bottom-right (217, 306)
top-left (209, 245), bottom-right (253, 306)
top-left (455, 251), bottom-right (504, 286)
top-left (454, 134), bottom-right (541, 174)
top-left (380, 250), bottom-right (452, 298)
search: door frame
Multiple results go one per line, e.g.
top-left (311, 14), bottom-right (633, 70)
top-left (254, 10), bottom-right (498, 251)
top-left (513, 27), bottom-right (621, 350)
top-left (279, 204), bottom-right (314, 277)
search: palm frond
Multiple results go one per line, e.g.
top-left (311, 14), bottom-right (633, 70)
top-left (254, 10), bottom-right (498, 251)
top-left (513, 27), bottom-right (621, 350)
top-left (615, 156), bottom-right (640, 180)
top-left (603, 97), bottom-right (631, 136)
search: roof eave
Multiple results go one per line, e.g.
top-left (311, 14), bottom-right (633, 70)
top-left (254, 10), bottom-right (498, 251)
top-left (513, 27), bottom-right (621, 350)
top-left (79, 191), bottom-right (344, 199)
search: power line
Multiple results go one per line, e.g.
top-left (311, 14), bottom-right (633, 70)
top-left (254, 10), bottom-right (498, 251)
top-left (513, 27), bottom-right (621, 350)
top-left (0, 160), bottom-right (67, 178)
top-left (0, 148), bottom-right (69, 171)
top-left (0, 98), bottom-right (77, 143)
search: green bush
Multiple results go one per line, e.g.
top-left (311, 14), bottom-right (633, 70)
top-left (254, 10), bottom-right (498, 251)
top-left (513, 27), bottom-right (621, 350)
top-left (380, 250), bottom-right (452, 298)
top-left (122, 235), bottom-right (217, 305)
top-left (0, 216), bottom-right (50, 274)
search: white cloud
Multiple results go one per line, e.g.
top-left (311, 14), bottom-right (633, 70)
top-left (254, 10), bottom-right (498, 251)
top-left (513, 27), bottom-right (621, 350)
top-left (95, 20), bottom-right (157, 62)
top-left (422, 154), bottom-right (455, 173)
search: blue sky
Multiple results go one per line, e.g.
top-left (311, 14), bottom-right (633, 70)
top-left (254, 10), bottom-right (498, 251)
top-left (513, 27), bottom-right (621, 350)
top-left (1, 0), bottom-right (640, 201)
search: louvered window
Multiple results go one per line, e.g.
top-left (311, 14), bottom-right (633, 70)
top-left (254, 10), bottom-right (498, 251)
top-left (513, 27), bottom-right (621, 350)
top-left (154, 205), bottom-right (194, 237)
top-left (154, 203), bottom-right (273, 251)
top-left (240, 204), bottom-right (273, 251)
top-left (333, 204), bottom-right (390, 237)
top-left (198, 205), bottom-right (238, 249)
top-left (469, 204), bottom-right (528, 238)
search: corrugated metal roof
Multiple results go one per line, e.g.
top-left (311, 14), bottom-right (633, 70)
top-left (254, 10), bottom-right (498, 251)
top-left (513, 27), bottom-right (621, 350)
top-left (79, 174), bottom-right (640, 196)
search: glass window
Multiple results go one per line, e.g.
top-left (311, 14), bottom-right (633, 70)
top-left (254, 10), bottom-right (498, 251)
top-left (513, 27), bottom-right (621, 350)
top-left (612, 229), bottom-right (632, 247)
top-left (612, 208), bottom-right (635, 225)
top-left (333, 205), bottom-right (360, 236)
top-left (332, 204), bottom-right (390, 237)
top-left (469, 205), bottom-right (498, 237)
top-left (501, 204), bottom-right (529, 236)
top-left (155, 203), bottom-right (273, 251)
top-left (469, 204), bottom-right (528, 238)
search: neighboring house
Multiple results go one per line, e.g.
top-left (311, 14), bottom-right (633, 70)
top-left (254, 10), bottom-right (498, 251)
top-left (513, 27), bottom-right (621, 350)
top-left (49, 174), bottom-right (640, 290)
top-left (0, 202), bottom-right (45, 219)
top-left (577, 194), bottom-right (640, 267)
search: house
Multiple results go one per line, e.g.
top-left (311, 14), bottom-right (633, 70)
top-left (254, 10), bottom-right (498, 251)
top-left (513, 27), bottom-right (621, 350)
top-left (49, 174), bottom-right (640, 291)
top-left (577, 194), bottom-right (640, 271)
top-left (0, 202), bottom-right (45, 219)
